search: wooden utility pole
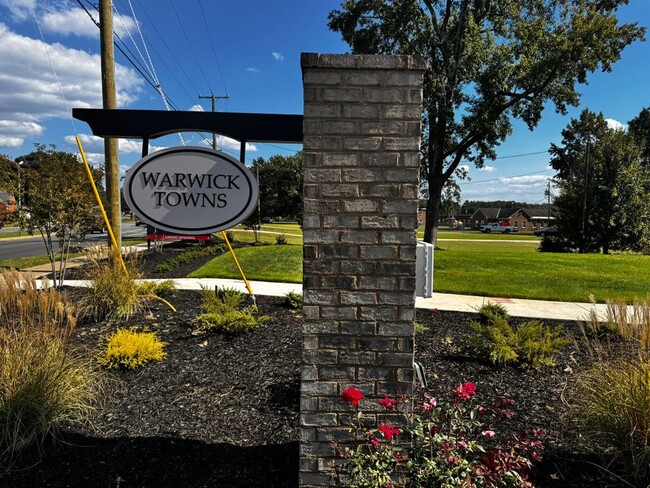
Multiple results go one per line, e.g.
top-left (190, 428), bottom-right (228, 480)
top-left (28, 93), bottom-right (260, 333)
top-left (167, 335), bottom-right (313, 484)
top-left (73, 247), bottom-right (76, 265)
top-left (198, 92), bottom-right (229, 149)
top-left (99, 0), bottom-right (121, 246)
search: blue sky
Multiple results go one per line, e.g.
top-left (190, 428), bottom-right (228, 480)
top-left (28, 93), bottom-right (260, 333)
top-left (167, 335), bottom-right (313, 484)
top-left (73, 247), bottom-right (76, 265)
top-left (0, 0), bottom-right (648, 204)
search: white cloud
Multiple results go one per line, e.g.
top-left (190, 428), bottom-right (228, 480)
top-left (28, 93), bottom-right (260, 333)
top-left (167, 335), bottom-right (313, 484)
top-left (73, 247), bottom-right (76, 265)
top-left (64, 133), bottom-right (165, 158)
top-left (499, 175), bottom-right (548, 185)
top-left (188, 104), bottom-right (204, 112)
top-left (0, 136), bottom-right (23, 147)
top-left (216, 135), bottom-right (257, 152)
top-left (0, 24), bottom-right (143, 150)
top-left (246, 67), bottom-right (259, 73)
top-left (479, 165), bottom-right (496, 172)
top-left (272, 52), bottom-right (284, 62)
top-left (459, 164), bottom-right (470, 173)
top-left (605, 118), bottom-right (627, 132)
top-left (0, 0), bottom-right (32, 22)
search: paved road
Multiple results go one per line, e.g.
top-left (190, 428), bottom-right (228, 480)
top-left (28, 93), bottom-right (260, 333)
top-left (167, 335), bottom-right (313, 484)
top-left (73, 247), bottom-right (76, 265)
top-left (0, 222), bottom-right (146, 260)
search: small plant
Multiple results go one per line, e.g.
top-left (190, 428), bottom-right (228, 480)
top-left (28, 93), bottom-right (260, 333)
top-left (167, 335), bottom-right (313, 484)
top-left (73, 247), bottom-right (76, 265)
top-left (332, 383), bottom-right (545, 487)
top-left (225, 230), bottom-right (235, 243)
top-left (477, 301), bottom-right (510, 325)
top-left (283, 291), bottom-right (303, 309)
top-left (275, 233), bottom-right (287, 245)
top-left (470, 313), bottom-right (567, 368)
top-left (569, 359), bottom-right (650, 484)
top-left (138, 280), bottom-right (177, 298)
top-left (154, 244), bottom-right (224, 273)
top-left (76, 248), bottom-right (144, 322)
top-left (414, 322), bottom-right (429, 334)
top-left (196, 286), bottom-right (267, 334)
top-left (0, 327), bottom-right (101, 470)
top-left (99, 328), bottom-right (166, 369)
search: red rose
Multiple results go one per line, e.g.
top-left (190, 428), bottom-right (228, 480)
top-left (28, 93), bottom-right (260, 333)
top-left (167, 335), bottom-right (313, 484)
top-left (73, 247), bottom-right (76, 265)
top-left (341, 387), bottom-right (365, 406)
top-left (378, 395), bottom-right (398, 410)
top-left (452, 382), bottom-right (477, 401)
top-left (378, 424), bottom-right (400, 441)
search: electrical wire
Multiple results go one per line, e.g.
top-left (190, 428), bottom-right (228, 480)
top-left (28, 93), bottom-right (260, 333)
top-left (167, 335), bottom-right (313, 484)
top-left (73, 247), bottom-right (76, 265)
top-left (28, 0), bottom-right (77, 134)
top-left (197, 0), bottom-right (228, 97)
top-left (167, 0), bottom-right (213, 92)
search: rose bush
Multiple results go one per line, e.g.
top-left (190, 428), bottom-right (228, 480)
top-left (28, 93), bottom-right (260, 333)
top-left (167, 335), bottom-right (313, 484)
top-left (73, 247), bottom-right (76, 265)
top-left (332, 382), bottom-right (545, 487)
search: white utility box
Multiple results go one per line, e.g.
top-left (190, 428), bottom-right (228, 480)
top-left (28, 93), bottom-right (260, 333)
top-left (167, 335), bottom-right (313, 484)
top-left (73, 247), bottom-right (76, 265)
top-left (415, 241), bottom-right (434, 298)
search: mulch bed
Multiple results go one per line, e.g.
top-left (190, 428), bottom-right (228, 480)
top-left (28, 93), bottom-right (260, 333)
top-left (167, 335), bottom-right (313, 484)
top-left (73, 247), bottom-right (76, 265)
top-left (1, 245), bottom-right (631, 487)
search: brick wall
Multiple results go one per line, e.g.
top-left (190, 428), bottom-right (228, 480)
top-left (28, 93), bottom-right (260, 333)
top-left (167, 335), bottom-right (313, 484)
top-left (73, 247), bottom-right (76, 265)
top-left (300, 53), bottom-right (426, 486)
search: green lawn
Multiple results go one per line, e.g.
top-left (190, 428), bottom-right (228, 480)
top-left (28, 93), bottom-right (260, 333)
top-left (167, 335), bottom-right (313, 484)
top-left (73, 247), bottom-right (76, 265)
top-left (434, 240), bottom-right (650, 302)
top-left (189, 238), bottom-right (649, 303)
top-left (189, 245), bottom-right (302, 283)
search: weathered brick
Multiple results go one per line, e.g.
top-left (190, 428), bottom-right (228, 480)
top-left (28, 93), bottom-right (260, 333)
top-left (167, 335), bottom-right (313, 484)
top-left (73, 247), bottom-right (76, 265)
top-left (362, 153), bottom-right (399, 166)
top-left (378, 291), bottom-right (415, 306)
top-left (322, 153), bottom-right (360, 167)
top-left (321, 184), bottom-right (359, 198)
top-left (302, 365), bottom-right (318, 381)
top-left (323, 215), bottom-right (360, 228)
top-left (302, 215), bottom-right (320, 229)
top-left (340, 260), bottom-right (377, 275)
top-left (322, 120), bottom-right (357, 135)
top-left (338, 320), bottom-right (376, 334)
top-left (301, 381), bottom-right (338, 396)
top-left (360, 216), bottom-right (400, 229)
top-left (359, 307), bottom-right (397, 321)
top-left (358, 276), bottom-right (397, 291)
top-left (342, 168), bottom-right (383, 182)
top-left (320, 245), bottom-right (358, 259)
top-left (378, 323), bottom-right (414, 337)
top-left (364, 88), bottom-right (402, 103)
top-left (359, 121), bottom-right (403, 135)
top-left (320, 306), bottom-right (357, 320)
top-left (302, 305), bottom-right (320, 320)
top-left (378, 261), bottom-right (415, 276)
top-left (384, 71), bottom-right (425, 86)
top-left (320, 335), bottom-right (357, 350)
top-left (303, 229), bottom-right (339, 244)
top-left (343, 137), bottom-right (382, 151)
top-left (339, 350), bottom-right (376, 365)
top-left (383, 104), bottom-right (422, 119)
top-left (340, 230), bottom-right (378, 244)
top-left (321, 275), bottom-right (358, 289)
top-left (342, 104), bottom-right (380, 119)
top-left (378, 352), bottom-right (414, 367)
top-left (303, 349), bottom-right (338, 364)
top-left (303, 104), bottom-right (340, 118)
top-left (303, 71), bottom-right (343, 85)
top-left (339, 291), bottom-right (378, 306)
top-left (360, 184), bottom-right (400, 198)
top-left (304, 168), bottom-right (341, 183)
top-left (319, 366), bottom-right (356, 381)
top-left (384, 169), bottom-right (418, 183)
top-left (301, 413), bottom-right (338, 427)
top-left (383, 137), bottom-right (421, 151)
top-left (381, 231), bottom-right (416, 245)
top-left (341, 199), bottom-right (380, 213)
top-left (360, 245), bottom-right (398, 260)
top-left (323, 88), bottom-right (362, 102)
top-left (358, 367), bottom-right (396, 381)
top-left (346, 72), bottom-right (380, 85)
top-left (358, 337), bottom-right (397, 352)
top-left (303, 200), bottom-right (340, 213)
top-left (304, 290), bottom-right (339, 305)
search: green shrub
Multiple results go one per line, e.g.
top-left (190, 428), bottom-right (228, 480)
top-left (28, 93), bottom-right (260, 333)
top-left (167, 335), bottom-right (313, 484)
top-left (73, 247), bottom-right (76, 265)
top-left (99, 328), bottom-right (166, 369)
top-left (196, 286), bottom-right (267, 334)
top-left (75, 248), bottom-right (145, 322)
top-left (0, 328), bottom-right (101, 470)
top-left (569, 359), bottom-right (650, 484)
top-left (154, 244), bottom-right (224, 273)
top-left (283, 291), bottom-right (303, 309)
top-left (470, 314), bottom-right (567, 368)
top-left (275, 233), bottom-right (287, 245)
top-left (538, 235), bottom-right (571, 253)
top-left (138, 280), bottom-right (177, 298)
top-left (225, 230), bottom-right (235, 243)
top-left (477, 301), bottom-right (510, 325)
top-left (196, 309), bottom-right (266, 334)
top-left (414, 322), bottom-right (429, 334)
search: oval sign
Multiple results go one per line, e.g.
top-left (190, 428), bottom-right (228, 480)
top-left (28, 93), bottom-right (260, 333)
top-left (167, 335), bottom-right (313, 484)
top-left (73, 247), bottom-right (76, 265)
top-left (124, 146), bottom-right (259, 234)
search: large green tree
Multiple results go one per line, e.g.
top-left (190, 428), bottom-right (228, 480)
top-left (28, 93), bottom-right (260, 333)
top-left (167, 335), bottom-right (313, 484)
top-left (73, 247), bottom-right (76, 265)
top-left (328, 0), bottom-right (644, 245)
top-left (628, 107), bottom-right (650, 165)
top-left (250, 153), bottom-right (303, 221)
top-left (550, 110), bottom-right (650, 254)
top-left (18, 146), bottom-right (104, 287)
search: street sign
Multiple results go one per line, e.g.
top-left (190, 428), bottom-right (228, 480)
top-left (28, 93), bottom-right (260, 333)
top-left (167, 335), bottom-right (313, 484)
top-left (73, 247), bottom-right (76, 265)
top-left (124, 147), bottom-right (258, 235)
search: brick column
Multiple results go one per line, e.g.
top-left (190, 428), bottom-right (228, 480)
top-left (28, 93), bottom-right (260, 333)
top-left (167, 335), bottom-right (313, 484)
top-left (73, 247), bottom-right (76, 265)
top-left (300, 53), bottom-right (426, 486)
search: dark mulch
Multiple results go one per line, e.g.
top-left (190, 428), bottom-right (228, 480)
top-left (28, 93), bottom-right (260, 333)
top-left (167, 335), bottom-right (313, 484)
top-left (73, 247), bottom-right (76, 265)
top-left (1, 246), bottom-right (632, 487)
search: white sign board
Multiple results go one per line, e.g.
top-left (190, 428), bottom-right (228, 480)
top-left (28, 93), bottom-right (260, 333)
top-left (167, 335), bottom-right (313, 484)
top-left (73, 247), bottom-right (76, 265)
top-left (124, 147), bottom-right (259, 235)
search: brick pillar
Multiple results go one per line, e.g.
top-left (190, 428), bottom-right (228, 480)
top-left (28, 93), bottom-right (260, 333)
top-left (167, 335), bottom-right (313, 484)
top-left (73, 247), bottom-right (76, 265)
top-left (300, 53), bottom-right (426, 486)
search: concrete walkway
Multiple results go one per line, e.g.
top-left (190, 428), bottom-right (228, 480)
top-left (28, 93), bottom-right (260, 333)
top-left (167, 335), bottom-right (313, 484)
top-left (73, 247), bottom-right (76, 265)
top-left (51, 276), bottom-right (605, 322)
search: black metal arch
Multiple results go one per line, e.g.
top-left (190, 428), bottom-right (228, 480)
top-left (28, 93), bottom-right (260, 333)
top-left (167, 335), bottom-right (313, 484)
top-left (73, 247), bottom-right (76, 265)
top-left (72, 108), bottom-right (304, 160)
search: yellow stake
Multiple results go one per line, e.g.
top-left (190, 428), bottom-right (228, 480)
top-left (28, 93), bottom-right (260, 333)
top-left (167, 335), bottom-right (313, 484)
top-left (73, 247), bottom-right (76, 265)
top-left (221, 231), bottom-right (255, 300)
top-left (76, 135), bottom-right (127, 275)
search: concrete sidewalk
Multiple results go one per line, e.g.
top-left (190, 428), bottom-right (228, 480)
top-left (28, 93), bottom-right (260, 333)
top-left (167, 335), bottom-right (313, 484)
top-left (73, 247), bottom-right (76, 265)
top-left (52, 277), bottom-right (605, 322)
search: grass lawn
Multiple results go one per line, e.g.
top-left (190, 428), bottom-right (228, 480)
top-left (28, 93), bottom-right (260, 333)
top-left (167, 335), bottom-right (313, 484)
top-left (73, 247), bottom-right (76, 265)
top-left (189, 238), bottom-right (649, 303)
top-left (188, 244), bottom-right (302, 283)
top-left (0, 253), bottom-right (85, 270)
top-left (434, 240), bottom-right (650, 302)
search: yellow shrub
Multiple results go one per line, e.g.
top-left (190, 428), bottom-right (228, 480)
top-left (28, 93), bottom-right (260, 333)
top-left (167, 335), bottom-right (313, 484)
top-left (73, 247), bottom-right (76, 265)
top-left (99, 328), bottom-right (166, 369)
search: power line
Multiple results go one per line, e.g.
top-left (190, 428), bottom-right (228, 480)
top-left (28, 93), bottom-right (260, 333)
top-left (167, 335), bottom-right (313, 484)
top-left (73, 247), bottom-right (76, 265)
top-left (197, 0), bottom-right (228, 97)
top-left (167, 0), bottom-right (213, 91)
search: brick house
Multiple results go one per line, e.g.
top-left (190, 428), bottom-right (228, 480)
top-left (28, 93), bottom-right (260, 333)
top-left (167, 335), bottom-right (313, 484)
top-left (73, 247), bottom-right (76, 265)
top-left (471, 207), bottom-right (553, 231)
